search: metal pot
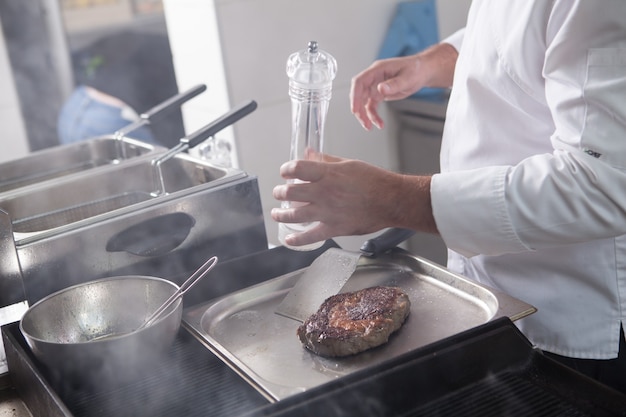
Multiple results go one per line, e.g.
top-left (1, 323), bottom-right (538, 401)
top-left (19, 275), bottom-right (183, 387)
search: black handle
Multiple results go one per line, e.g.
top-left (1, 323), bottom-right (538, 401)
top-left (360, 228), bottom-right (416, 257)
top-left (183, 100), bottom-right (258, 149)
top-left (141, 84), bottom-right (207, 122)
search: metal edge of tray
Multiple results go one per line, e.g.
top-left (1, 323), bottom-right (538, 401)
top-left (181, 319), bottom-right (281, 403)
top-left (182, 248), bottom-right (537, 402)
top-left (182, 270), bottom-right (303, 402)
top-left (372, 252), bottom-right (537, 322)
top-left (10, 157), bottom-right (249, 246)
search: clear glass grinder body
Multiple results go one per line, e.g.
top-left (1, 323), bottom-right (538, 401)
top-left (278, 41), bottom-right (337, 251)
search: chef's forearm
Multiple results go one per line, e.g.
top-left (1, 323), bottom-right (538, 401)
top-left (416, 38), bottom-right (460, 89)
top-left (383, 173), bottom-right (439, 235)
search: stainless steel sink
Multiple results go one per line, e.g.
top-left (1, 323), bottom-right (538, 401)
top-left (0, 84), bottom-right (212, 199)
top-left (0, 152), bottom-right (268, 307)
top-left (0, 136), bottom-right (164, 197)
top-left (1, 151), bottom-right (234, 239)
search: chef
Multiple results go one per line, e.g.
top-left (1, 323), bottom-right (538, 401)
top-left (272, 0), bottom-right (626, 392)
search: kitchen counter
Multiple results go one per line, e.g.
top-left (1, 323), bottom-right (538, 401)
top-left (0, 243), bottom-right (336, 417)
top-left (3, 242), bottom-right (626, 416)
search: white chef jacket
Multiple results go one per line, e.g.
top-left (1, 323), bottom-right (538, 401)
top-left (431, 0), bottom-right (626, 359)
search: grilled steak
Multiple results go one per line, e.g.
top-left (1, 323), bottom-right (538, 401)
top-left (297, 286), bottom-right (411, 357)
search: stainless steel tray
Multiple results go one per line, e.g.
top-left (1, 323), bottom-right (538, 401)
top-left (183, 249), bottom-right (536, 401)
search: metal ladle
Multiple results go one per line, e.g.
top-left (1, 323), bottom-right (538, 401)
top-left (89, 256), bottom-right (218, 342)
top-left (136, 255), bottom-right (218, 331)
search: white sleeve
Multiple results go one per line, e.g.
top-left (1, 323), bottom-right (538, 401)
top-left (441, 28), bottom-right (464, 52)
top-left (431, 1), bottom-right (626, 258)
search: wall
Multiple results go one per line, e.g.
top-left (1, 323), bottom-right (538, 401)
top-left (164, 0), bottom-right (471, 250)
top-left (0, 20), bottom-right (29, 163)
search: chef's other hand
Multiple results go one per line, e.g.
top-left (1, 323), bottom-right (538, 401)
top-left (350, 43), bottom-right (458, 131)
top-left (271, 154), bottom-right (437, 248)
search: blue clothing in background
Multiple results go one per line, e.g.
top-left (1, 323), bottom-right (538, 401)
top-left (57, 30), bottom-right (183, 147)
top-left (57, 86), bottom-right (155, 145)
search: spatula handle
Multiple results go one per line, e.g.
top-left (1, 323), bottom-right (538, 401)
top-left (360, 228), bottom-right (415, 257)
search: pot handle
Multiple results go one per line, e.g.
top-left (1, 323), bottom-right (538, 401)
top-left (360, 227), bottom-right (415, 257)
top-left (106, 212), bottom-right (195, 257)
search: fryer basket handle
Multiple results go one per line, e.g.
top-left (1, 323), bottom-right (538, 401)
top-left (183, 100), bottom-right (258, 149)
top-left (114, 85), bottom-right (208, 138)
top-left (141, 84), bottom-right (207, 122)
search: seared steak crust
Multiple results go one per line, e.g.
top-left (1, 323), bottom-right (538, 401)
top-left (297, 286), bottom-right (411, 357)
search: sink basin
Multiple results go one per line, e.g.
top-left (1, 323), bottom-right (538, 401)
top-left (0, 136), bottom-right (164, 196)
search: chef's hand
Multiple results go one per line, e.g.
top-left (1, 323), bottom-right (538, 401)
top-left (271, 154), bottom-right (438, 248)
top-left (350, 43), bottom-right (458, 131)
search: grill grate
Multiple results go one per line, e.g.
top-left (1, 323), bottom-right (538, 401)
top-left (403, 371), bottom-right (589, 417)
top-left (57, 330), bottom-right (268, 417)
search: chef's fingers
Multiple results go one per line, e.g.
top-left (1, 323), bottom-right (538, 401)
top-left (377, 55), bottom-right (427, 103)
top-left (270, 205), bottom-right (316, 224)
top-left (377, 74), bottom-right (421, 102)
top-left (302, 148), bottom-right (343, 163)
top-left (349, 75), bottom-right (369, 129)
top-left (273, 178), bottom-right (321, 204)
top-left (321, 153), bottom-right (343, 163)
top-left (351, 99), bottom-right (375, 131)
top-left (270, 206), bottom-right (333, 247)
top-left (272, 184), bottom-right (292, 203)
top-left (364, 97), bottom-right (384, 130)
top-left (279, 225), bottom-right (329, 248)
top-left (350, 70), bottom-right (385, 131)
top-left (277, 159), bottom-right (330, 182)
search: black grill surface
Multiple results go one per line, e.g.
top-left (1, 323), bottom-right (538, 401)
top-left (5, 323), bottom-right (267, 417)
top-left (406, 371), bottom-right (589, 417)
top-left (61, 330), bottom-right (268, 417)
top-left (5, 244), bottom-right (626, 416)
top-left (3, 244), bottom-right (335, 417)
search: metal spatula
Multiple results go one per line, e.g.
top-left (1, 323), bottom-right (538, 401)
top-left (274, 228), bottom-right (415, 322)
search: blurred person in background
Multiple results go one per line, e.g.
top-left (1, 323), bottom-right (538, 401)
top-left (57, 30), bottom-right (183, 146)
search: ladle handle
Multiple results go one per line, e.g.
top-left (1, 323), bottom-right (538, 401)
top-left (137, 256), bottom-right (219, 330)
